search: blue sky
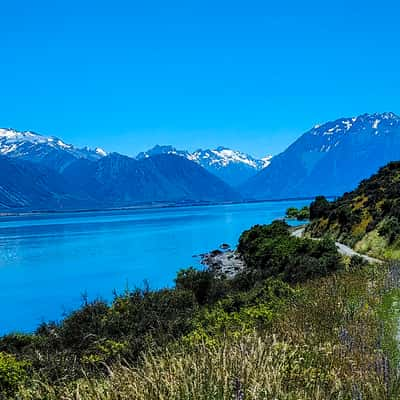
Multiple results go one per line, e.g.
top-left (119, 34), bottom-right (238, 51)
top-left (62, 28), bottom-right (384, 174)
top-left (1, 0), bottom-right (399, 157)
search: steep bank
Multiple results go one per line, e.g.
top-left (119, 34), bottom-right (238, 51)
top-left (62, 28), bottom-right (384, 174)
top-left (308, 161), bottom-right (400, 260)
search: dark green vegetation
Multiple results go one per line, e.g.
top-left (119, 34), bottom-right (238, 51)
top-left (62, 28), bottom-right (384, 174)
top-left (285, 205), bottom-right (309, 220)
top-left (0, 220), bottom-right (398, 399)
top-left (308, 161), bottom-right (400, 259)
top-left (238, 220), bottom-right (342, 284)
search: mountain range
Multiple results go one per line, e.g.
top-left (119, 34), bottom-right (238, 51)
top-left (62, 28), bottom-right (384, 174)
top-left (0, 129), bottom-right (244, 210)
top-left (136, 145), bottom-right (271, 186)
top-left (2, 111), bottom-right (400, 210)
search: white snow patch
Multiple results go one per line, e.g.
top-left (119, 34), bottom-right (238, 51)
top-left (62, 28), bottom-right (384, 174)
top-left (56, 139), bottom-right (71, 149)
top-left (342, 120), bottom-right (353, 130)
top-left (95, 147), bottom-right (107, 157)
top-left (210, 148), bottom-right (258, 167)
top-left (261, 155), bottom-right (272, 168)
top-left (372, 119), bottom-right (380, 129)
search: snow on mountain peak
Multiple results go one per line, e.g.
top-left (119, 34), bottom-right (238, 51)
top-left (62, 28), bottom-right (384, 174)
top-left (189, 147), bottom-right (271, 171)
top-left (95, 147), bottom-right (107, 157)
top-left (306, 112), bottom-right (400, 154)
top-left (311, 113), bottom-right (400, 139)
top-left (137, 145), bottom-right (271, 171)
top-left (261, 155), bottom-right (272, 168)
top-left (0, 128), bottom-right (107, 168)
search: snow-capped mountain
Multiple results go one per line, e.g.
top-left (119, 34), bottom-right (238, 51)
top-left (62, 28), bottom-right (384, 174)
top-left (136, 145), bottom-right (190, 160)
top-left (241, 112), bottom-right (400, 199)
top-left (137, 145), bottom-right (271, 186)
top-left (189, 147), bottom-right (271, 169)
top-left (0, 130), bottom-right (242, 209)
top-left (0, 128), bottom-right (107, 172)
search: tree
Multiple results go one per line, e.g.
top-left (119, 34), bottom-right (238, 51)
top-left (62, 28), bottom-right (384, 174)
top-left (296, 206), bottom-right (310, 220)
top-left (286, 207), bottom-right (299, 219)
top-left (175, 267), bottom-right (214, 305)
top-left (309, 196), bottom-right (331, 220)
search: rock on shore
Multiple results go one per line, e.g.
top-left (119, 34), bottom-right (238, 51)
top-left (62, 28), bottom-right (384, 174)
top-left (200, 246), bottom-right (246, 278)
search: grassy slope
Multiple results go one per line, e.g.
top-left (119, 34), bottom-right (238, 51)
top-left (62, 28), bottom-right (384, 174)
top-left (308, 161), bottom-right (400, 259)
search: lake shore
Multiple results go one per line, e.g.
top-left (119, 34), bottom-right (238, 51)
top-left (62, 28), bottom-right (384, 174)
top-left (199, 246), bottom-right (246, 278)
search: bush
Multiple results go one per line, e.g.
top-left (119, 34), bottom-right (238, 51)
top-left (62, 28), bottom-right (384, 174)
top-left (238, 221), bottom-right (343, 284)
top-left (286, 206), bottom-right (310, 220)
top-left (175, 267), bottom-right (215, 305)
top-left (0, 352), bottom-right (28, 397)
top-left (286, 207), bottom-right (299, 219)
top-left (349, 255), bottom-right (368, 270)
top-left (296, 206), bottom-right (310, 220)
top-left (378, 217), bottom-right (400, 244)
top-left (309, 196), bottom-right (331, 220)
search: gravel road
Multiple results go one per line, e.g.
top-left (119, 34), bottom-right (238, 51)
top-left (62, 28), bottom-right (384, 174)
top-left (291, 227), bottom-right (383, 264)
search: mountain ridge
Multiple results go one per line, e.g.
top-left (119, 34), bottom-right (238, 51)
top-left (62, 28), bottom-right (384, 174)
top-left (241, 111), bottom-right (400, 200)
top-left (0, 128), bottom-right (107, 172)
top-left (137, 144), bottom-right (271, 186)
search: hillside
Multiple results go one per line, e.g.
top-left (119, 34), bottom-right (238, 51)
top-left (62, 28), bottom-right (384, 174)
top-left (241, 112), bottom-right (400, 199)
top-left (307, 160), bottom-right (400, 259)
top-left (62, 153), bottom-right (241, 206)
top-left (0, 156), bottom-right (93, 210)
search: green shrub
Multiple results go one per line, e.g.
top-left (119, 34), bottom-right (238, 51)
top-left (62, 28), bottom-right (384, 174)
top-left (175, 267), bottom-right (216, 305)
top-left (237, 221), bottom-right (343, 284)
top-left (0, 352), bottom-right (28, 397)
top-left (309, 196), bottom-right (331, 220)
top-left (349, 255), bottom-right (368, 270)
top-left (286, 207), bottom-right (299, 219)
top-left (286, 206), bottom-right (310, 220)
top-left (378, 216), bottom-right (400, 244)
top-left (296, 206), bottom-right (310, 220)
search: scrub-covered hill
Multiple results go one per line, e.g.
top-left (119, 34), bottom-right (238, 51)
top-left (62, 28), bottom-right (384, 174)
top-left (308, 161), bottom-right (400, 259)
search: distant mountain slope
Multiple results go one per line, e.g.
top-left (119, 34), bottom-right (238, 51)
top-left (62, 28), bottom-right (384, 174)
top-left (62, 153), bottom-right (242, 206)
top-left (0, 156), bottom-right (91, 210)
top-left (307, 161), bottom-right (400, 259)
top-left (137, 145), bottom-right (271, 186)
top-left (241, 112), bottom-right (400, 199)
top-left (0, 128), bottom-right (106, 172)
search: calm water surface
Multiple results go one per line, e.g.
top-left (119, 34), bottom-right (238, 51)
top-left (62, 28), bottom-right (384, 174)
top-left (0, 200), bottom-right (308, 333)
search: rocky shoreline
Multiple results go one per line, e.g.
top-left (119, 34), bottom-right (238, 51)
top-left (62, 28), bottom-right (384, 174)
top-left (198, 244), bottom-right (246, 278)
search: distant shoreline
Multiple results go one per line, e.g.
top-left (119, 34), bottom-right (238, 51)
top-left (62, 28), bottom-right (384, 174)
top-left (0, 196), bottom-right (336, 219)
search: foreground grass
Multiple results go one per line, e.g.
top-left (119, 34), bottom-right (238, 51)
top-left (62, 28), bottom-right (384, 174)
top-left (16, 335), bottom-right (382, 400)
top-left (15, 263), bottom-right (400, 400)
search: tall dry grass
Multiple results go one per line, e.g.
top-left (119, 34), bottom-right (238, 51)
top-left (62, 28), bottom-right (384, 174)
top-left (16, 333), bottom-right (386, 400)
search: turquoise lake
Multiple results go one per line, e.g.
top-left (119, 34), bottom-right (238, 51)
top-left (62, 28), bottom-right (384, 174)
top-left (0, 200), bottom-right (308, 334)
